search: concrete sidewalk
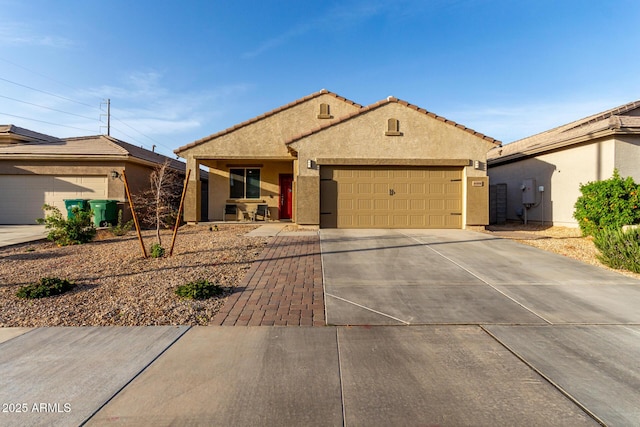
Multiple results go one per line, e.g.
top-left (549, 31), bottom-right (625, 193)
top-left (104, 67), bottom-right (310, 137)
top-left (0, 326), bottom-right (598, 426)
top-left (0, 225), bottom-right (47, 248)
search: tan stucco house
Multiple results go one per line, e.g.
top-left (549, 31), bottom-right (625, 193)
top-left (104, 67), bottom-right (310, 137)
top-left (487, 100), bottom-right (640, 227)
top-left (0, 125), bottom-right (207, 224)
top-left (175, 90), bottom-right (498, 229)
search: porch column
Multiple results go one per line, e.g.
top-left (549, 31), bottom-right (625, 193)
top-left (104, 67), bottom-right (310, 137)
top-left (184, 157), bottom-right (201, 224)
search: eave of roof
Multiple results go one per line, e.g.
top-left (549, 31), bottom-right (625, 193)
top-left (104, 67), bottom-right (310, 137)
top-left (487, 100), bottom-right (640, 166)
top-left (174, 89), bottom-right (362, 154)
top-left (284, 96), bottom-right (500, 146)
top-left (0, 124), bottom-right (61, 143)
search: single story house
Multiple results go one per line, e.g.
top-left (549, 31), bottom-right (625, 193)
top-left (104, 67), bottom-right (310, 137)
top-left (0, 125), bottom-right (208, 224)
top-left (487, 100), bottom-right (640, 227)
top-left (175, 89), bottom-right (499, 229)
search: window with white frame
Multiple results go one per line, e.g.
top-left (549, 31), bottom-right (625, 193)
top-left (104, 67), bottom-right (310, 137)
top-left (229, 168), bottom-right (261, 199)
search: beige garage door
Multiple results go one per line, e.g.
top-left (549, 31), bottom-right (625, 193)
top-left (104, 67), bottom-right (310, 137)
top-left (0, 175), bottom-right (108, 224)
top-left (320, 166), bottom-right (462, 228)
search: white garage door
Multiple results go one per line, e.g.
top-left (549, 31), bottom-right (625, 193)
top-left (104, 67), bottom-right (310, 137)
top-left (0, 175), bottom-right (108, 224)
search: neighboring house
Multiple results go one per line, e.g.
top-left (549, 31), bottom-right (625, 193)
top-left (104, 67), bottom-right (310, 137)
top-left (487, 100), bottom-right (640, 227)
top-left (0, 125), bottom-right (208, 224)
top-left (175, 89), bottom-right (499, 229)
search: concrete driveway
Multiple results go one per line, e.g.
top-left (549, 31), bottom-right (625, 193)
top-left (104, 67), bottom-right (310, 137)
top-left (0, 225), bottom-right (47, 247)
top-left (321, 228), bottom-right (640, 425)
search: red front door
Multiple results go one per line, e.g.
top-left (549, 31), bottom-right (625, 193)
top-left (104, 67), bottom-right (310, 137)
top-left (279, 174), bottom-right (293, 219)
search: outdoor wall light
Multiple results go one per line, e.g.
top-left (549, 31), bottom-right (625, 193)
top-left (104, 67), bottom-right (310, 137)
top-left (111, 170), bottom-right (120, 179)
top-left (307, 159), bottom-right (315, 169)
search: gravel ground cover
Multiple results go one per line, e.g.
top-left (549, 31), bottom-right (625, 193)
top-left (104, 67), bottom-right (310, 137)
top-left (0, 224), bottom-right (269, 327)
top-left (3, 222), bottom-right (638, 327)
top-left (482, 223), bottom-right (640, 281)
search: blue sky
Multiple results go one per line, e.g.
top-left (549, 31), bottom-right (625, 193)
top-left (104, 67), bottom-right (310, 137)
top-left (2, 0), bottom-right (640, 159)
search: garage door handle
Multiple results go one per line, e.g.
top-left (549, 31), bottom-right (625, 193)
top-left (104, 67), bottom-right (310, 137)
top-left (389, 189), bottom-right (395, 196)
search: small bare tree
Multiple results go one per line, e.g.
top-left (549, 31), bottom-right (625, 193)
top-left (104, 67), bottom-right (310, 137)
top-left (133, 160), bottom-right (183, 247)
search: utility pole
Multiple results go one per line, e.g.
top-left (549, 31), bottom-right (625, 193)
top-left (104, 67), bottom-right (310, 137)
top-left (101, 99), bottom-right (111, 136)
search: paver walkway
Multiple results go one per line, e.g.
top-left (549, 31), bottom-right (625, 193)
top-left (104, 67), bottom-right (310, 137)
top-left (211, 234), bottom-right (324, 326)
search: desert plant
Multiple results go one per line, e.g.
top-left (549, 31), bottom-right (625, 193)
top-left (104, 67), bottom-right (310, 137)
top-left (573, 170), bottom-right (640, 236)
top-left (175, 279), bottom-right (224, 300)
top-left (16, 277), bottom-right (76, 299)
top-left (37, 205), bottom-right (96, 246)
top-left (150, 243), bottom-right (165, 258)
top-left (593, 227), bottom-right (640, 273)
top-left (132, 159), bottom-right (183, 246)
top-left (109, 209), bottom-right (134, 236)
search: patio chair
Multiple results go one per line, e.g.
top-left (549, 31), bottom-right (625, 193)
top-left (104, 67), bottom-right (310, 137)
top-left (255, 204), bottom-right (270, 221)
top-left (223, 204), bottom-right (237, 222)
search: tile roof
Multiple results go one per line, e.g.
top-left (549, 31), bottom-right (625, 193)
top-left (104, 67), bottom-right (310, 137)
top-left (0, 124), bottom-right (60, 143)
top-left (174, 89), bottom-right (362, 154)
top-left (488, 100), bottom-right (640, 165)
top-left (284, 96), bottom-right (501, 146)
top-left (0, 126), bottom-right (208, 180)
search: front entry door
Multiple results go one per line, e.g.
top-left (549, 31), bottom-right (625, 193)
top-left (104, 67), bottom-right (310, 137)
top-left (279, 174), bottom-right (293, 219)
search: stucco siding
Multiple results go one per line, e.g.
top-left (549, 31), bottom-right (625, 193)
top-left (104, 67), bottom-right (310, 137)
top-left (291, 104), bottom-right (493, 179)
top-left (208, 160), bottom-right (293, 221)
top-left (488, 138), bottom-right (616, 226)
top-left (290, 103), bottom-right (493, 227)
top-left (615, 136), bottom-right (640, 182)
top-left (183, 94), bottom-right (360, 160)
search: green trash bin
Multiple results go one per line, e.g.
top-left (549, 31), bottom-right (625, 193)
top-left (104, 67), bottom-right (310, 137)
top-left (88, 199), bottom-right (118, 227)
top-left (64, 199), bottom-right (89, 219)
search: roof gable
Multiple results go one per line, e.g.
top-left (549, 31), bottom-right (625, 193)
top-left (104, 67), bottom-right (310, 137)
top-left (175, 89), bottom-right (362, 154)
top-left (285, 96), bottom-right (500, 146)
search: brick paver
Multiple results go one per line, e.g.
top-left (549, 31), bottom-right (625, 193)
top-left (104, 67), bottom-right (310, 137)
top-left (211, 234), bottom-right (324, 326)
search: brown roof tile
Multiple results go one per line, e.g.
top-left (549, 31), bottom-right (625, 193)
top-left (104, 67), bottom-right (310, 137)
top-left (174, 89), bottom-right (362, 154)
top-left (488, 99), bottom-right (640, 164)
top-left (0, 124), bottom-right (60, 143)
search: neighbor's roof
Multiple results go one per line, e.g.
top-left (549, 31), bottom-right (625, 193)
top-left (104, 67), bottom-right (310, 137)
top-left (284, 96), bottom-right (501, 146)
top-left (0, 124), bottom-right (60, 143)
top-left (0, 132), bottom-right (181, 167)
top-left (174, 89), bottom-right (362, 154)
top-left (488, 100), bottom-right (640, 165)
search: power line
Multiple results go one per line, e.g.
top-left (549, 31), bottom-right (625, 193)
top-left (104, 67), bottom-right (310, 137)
top-left (109, 114), bottom-right (176, 153)
top-left (0, 76), bottom-right (99, 110)
top-left (0, 65), bottom-right (177, 154)
top-left (0, 57), bottom-right (95, 98)
top-left (0, 112), bottom-right (98, 133)
top-left (0, 94), bottom-right (99, 122)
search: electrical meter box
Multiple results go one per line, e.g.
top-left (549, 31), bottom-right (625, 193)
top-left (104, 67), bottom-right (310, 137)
top-left (522, 178), bottom-right (536, 204)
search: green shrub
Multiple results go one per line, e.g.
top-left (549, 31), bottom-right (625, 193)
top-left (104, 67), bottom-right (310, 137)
top-left (150, 243), bottom-right (165, 258)
top-left (573, 170), bottom-right (640, 236)
top-left (109, 209), bottom-right (134, 236)
top-left (175, 279), bottom-right (224, 300)
top-left (593, 227), bottom-right (640, 273)
top-left (16, 277), bottom-right (76, 299)
top-left (37, 205), bottom-right (96, 246)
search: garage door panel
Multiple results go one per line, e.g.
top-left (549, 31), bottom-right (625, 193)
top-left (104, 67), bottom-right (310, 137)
top-left (357, 183), bottom-right (371, 193)
top-left (447, 199), bottom-right (461, 210)
top-left (373, 215), bottom-right (389, 227)
top-left (322, 166), bottom-right (462, 229)
top-left (0, 175), bottom-right (107, 224)
top-left (409, 183), bottom-right (425, 194)
top-left (374, 183), bottom-right (388, 193)
top-left (410, 200), bottom-right (425, 210)
top-left (358, 199), bottom-right (372, 210)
